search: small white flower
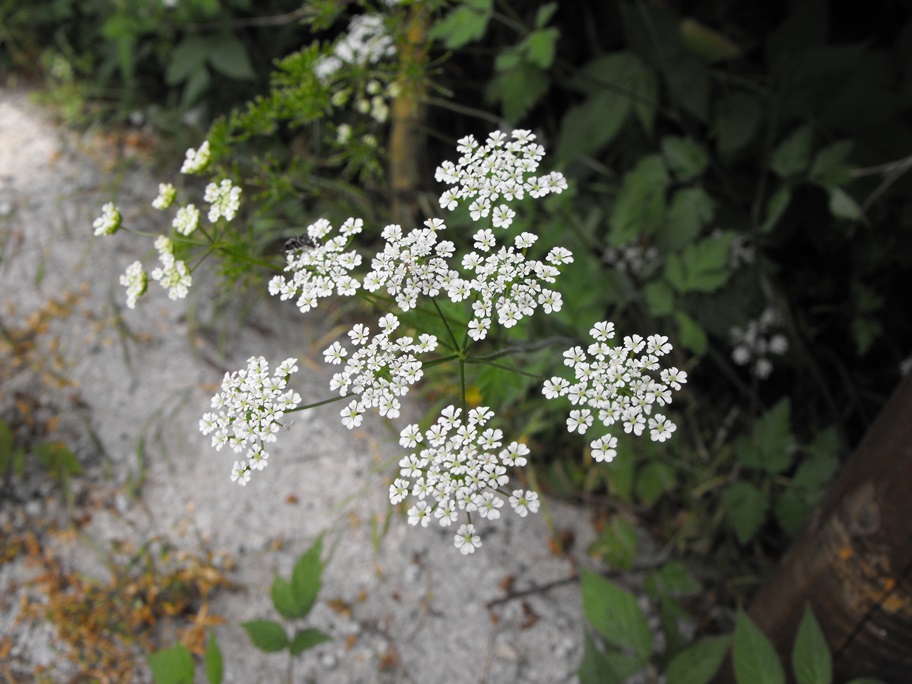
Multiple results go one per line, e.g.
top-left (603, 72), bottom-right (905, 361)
top-left (181, 140), bottom-right (210, 174)
top-left (204, 179), bottom-right (242, 222)
top-left (454, 524), bottom-right (482, 555)
top-left (119, 260), bottom-right (147, 309)
top-left (152, 183), bottom-right (177, 210)
top-left (93, 202), bottom-right (121, 236)
top-left (172, 204), bottom-right (200, 236)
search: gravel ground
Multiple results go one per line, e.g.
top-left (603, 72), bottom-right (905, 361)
top-left (0, 88), bottom-right (602, 683)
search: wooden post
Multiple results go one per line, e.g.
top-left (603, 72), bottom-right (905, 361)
top-left (744, 374), bottom-right (912, 680)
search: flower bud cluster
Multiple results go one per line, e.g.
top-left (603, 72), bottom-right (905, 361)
top-left (199, 357), bottom-right (302, 486)
top-left (393, 405), bottom-right (538, 553)
top-left (543, 322), bottom-right (687, 462)
top-left (730, 308), bottom-right (788, 379)
top-left (435, 129), bottom-right (568, 228)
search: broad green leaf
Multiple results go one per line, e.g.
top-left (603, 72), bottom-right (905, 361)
top-left (208, 34), bottom-right (256, 80)
top-left (644, 280), bottom-right (675, 316)
top-left (636, 461), bottom-right (676, 506)
top-left (774, 489), bottom-right (811, 537)
top-left (271, 576), bottom-right (304, 620)
top-left (569, 52), bottom-right (657, 135)
top-left (242, 619), bottom-right (289, 653)
top-left (556, 91), bottom-right (631, 163)
top-left (664, 56), bottom-right (711, 121)
top-left (712, 92), bottom-right (763, 158)
top-left (674, 311), bottom-right (708, 355)
top-left (181, 66), bottom-right (211, 108)
top-left (205, 633), bottom-right (223, 684)
top-left (491, 61), bottom-right (550, 124)
top-left (534, 2), bottom-right (558, 29)
top-left (681, 18), bottom-right (742, 63)
top-left (666, 635), bottom-right (732, 684)
top-left (167, 35), bottom-right (211, 85)
top-left (291, 536), bottom-right (324, 618)
top-left (609, 155), bottom-right (669, 244)
top-left (521, 28), bottom-right (559, 69)
top-left (592, 516), bottom-right (638, 570)
top-left (580, 568), bottom-right (653, 661)
top-left (733, 608), bottom-right (785, 684)
top-left (809, 141), bottom-right (853, 188)
top-left (607, 452), bottom-right (635, 502)
top-left (664, 233), bottom-right (733, 294)
top-left (793, 605), bottom-right (832, 684)
top-left (828, 187), bottom-right (864, 222)
top-left (770, 126), bottom-right (813, 178)
top-left (747, 398), bottom-right (794, 474)
top-left (663, 187), bottom-right (715, 250)
top-left (148, 644), bottom-right (195, 684)
top-left (793, 454), bottom-right (838, 492)
top-left (644, 561), bottom-right (702, 599)
top-left (803, 426), bottom-right (840, 473)
top-left (661, 136), bottom-right (710, 181)
top-left (290, 628), bottom-right (333, 655)
top-left (578, 630), bottom-right (624, 684)
top-left (761, 187), bottom-right (791, 233)
top-left (852, 316), bottom-right (881, 355)
top-left (723, 481), bottom-right (769, 544)
top-left (429, 1), bottom-right (492, 49)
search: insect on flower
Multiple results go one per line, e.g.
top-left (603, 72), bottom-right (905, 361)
top-left (284, 234), bottom-right (317, 256)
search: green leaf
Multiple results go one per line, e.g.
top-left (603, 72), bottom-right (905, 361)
top-left (808, 141), bottom-right (853, 188)
top-left (723, 481), bottom-right (769, 544)
top-left (271, 576), bottom-right (303, 619)
top-left (793, 605), bottom-right (832, 684)
top-left (664, 233), bottom-right (733, 294)
top-left (580, 568), bottom-right (653, 661)
top-left (827, 187), bottom-right (864, 222)
top-left (663, 187), bottom-right (715, 251)
top-left (739, 398), bottom-right (793, 474)
top-left (661, 136), bottom-right (710, 181)
top-left (644, 561), bottom-right (702, 599)
top-left (644, 280), bottom-right (675, 316)
top-left (578, 630), bottom-right (624, 684)
top-left (181, 66), bottom-right (211, 108)
top-left (770, 126), bottom-right (814, 178)
top-left (242, 620), bottom-right (289, 653)
top-left (429, 0), bottom-right (492, 49)
top-left (592, 516), bottom-right (638, 570)
top-left (207, 34), bottom-right (256, 80)
top-left (609, 155), bottom-right (669, 244)
top-left (666, 635), bottom-right (732, 684)
top-left (557, 91), bottom-right (631, 163)
top-left (535, 2), bottom-right (558, 29)
top-left (205, 633), bottom-right (223, 684)
top-left (148, 644), bottom-right (195, 684)
top-left (167, 35), bottom-right (211, 85)
top-left (734, 608), bottom-right (786, 684)
top-left (712, 92), bottom-right (763, 158)
top-left (289, 628), bottom-right (333, 656)
top-left (674, 311), bottom-right (708, 355)
top-left (761, 187), bottom-right (792, 233)
top-left (681, 18), bottom-right (742, 63)
top-left (636, 461), bottom-right (676, 506)
top-left (607, 453), bottom-right (636, 503)
top-left (664, 56), bottom-right (711, 121)
top-left (291, 536), bottom-right (324, 618)
top-left (521, 28), bottom-right (559, 69)
top-left (570, 52), bottom-right (657, 135)
top-left (491, 60), bottom-right (550, 124)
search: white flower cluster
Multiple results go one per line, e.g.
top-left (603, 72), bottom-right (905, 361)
top-left (150, 236), bottom-right (192, 301)
top-left (435, 130), bottom-right (568, 228)
top-left (93, 202), bottom-right (121, 236)
top-left (181, 140), bottom-right (210, 174)
top-left (325, 314), bottom-right (438, 429)
top-left (543, 322), bottom-right (687, 462)
top-left (204, 179), bottom-right (242, 223)
top-left (268, 217), bottom-right (364, 312)
top-left (199, 357), bottom-right (302, 486)
top-left (603, 241), bottom-right (659, 278)
top-left (314, 14), bottom-right (395, 81)
top-left (119, 260), bottom-right (147, 309)
top-left (730, 308), bottom-right (788, 379)
top-left (393, 405), bottom-right (538, 554)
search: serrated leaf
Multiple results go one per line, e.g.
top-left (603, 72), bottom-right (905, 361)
top-left (291, 536), bottom-right (324, 618)
top-left (664, 187), bottom-right (715, 250)
top-left (712, 92), bottom-right (763, 157)
top-left (761, 187), bottom-right (791, 233)
top-left (205, 633), bottom-right (223, 684)
top-left (557, 91), bottom-right (631, 163)
top-left (828, 187), bottom-right (864, 221)
top-left (290, 628), bottom-right (333, 655)
top-left (793, 605), bottom-right (832, 684)
top-left (644, 561), bottom-right (702, 599)
top-left (148, 644), bottom-right (195, 684)
top-left (570, 52), bottom-right (657, 135)
top-left (774, 489), bottom-right (810, 537)
top-left (491, 61), bottom-right (550, 124)
top-left (429, 1), bottom-right (492, 49)
top-left (809, 141), bottom-right (853, 188)
top-left (662, 136), bottom-right (710, 181)
top-left (675, 311), bottom-right (708, 355)
top-left (644, 280), bottom-right (675, 316)
top-left (521, 27), bottom-right (559, 69)
top-left (636, 461), bottom-right (676, 506)
top-left (723, 481), bottom-right (769, 544)
top-left (734, 608), bottom-right (785, 684)
top-left (666, 635), bottom-right (732, 684)
top-left (664, 233), bottom-right (733, 294)
top-left (242, 620), bottom-right (289, 653)
top-left (748, 398), bottom-right (794, 474)
top-left (207, 34), bottom-right (255, 80)
top-left (681, 18), bottom-right (742, 63)
top-left (580, 568), bottom-right (653, 661)
top-left (770, 126), bottom-right (813, 178)
top-left (609, 155), bottom-right (669, 244)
